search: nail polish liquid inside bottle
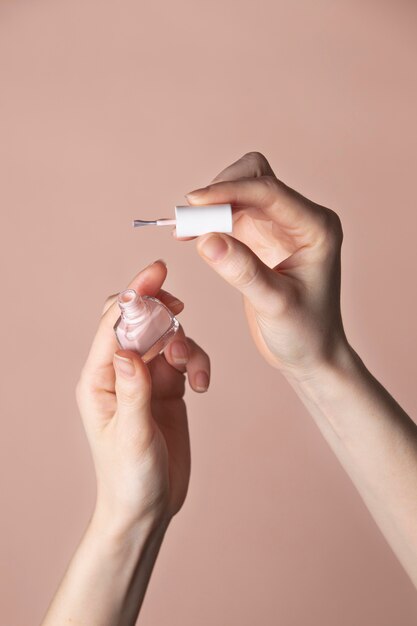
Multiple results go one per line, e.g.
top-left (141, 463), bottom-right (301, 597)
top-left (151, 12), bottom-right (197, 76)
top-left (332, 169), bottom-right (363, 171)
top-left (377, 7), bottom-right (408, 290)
top-left (114, 289), bottom-right (179, 363)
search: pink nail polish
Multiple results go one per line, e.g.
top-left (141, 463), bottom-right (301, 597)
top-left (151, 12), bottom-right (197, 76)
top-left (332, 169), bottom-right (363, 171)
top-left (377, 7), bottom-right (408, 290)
top-left (114, 289), bottom-right (179, 363)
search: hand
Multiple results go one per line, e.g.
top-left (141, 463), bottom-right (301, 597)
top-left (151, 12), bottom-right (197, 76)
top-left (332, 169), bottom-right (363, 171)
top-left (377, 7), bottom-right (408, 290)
top-left (76, 260), bottom-right (210, 531)
top-left (183, 152), bottom-right (347, 379)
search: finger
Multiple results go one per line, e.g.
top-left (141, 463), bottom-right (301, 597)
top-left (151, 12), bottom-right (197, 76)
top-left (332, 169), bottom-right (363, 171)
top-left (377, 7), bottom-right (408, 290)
top-left (164, 327), bottom-right (211, 393)
top-left (210, 151), bottom-right (275, 183)
top-left (101, 260), bottom-right (168, 315)
top-left (184, 337), bottom-right (211, 393)
top-left (83, 260), bottom-right (168, 379)
top-left (186, 176), bottom-right (328, 244)
top-left (196, 233), bottom-right (285, 315)
top-left (164, 324), bottom-right (190, 371)
top-left (157, 288), bottom-right (184, 316)
top-left (173, 152), bottom-right (275, 243)
top-left (113, 350), bottom-right (153, 444)
top-left (147, 354), bottom-right (186, 400)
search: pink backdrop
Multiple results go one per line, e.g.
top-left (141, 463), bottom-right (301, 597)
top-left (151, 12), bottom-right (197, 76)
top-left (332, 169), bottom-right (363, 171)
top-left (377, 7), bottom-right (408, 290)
top-left (1, 1), bottom-right (417, 624)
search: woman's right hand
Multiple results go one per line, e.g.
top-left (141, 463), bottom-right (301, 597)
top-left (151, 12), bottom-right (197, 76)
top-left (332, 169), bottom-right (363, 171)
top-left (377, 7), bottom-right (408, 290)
top-left (183, 152), bottom-right (348, 379)
top-left (185, 154), bottom-right (417, 591)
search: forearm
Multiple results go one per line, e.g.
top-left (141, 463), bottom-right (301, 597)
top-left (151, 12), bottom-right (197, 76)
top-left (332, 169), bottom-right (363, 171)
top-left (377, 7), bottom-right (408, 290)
top-left (285, 344), bottom-right (417, 585)
top-left (42, 510), bottom-right (169, 626)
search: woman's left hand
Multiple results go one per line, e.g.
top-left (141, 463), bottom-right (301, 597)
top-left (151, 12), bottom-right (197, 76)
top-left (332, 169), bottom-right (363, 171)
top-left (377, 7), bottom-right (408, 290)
top-left (76, 260), bottom-right (210, 531)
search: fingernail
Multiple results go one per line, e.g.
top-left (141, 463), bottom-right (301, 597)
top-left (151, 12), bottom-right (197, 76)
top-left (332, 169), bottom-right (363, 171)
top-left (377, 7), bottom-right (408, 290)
top-left (198, 235), bottom-right (229, 262)
top-left (185, 187), bottom-right (207, 199)
top-left (170, 340), bottom-right (189, 364)
top-left (195, 370), bottom-right (209, 392)
top-left (169, 298), bottom-right (184, 309)
top-left (144, 258), bottom-right (166, 270)
top-left (114, 353), bottom-right (136, 378)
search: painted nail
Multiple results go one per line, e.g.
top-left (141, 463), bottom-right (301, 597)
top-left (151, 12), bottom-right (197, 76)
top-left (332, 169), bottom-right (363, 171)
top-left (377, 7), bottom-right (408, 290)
top-left (185, 187), bottom-right (207, 198)
top-left (198, 235), bottom-right (228, 262)
top-left (170, 340), bottom-right (189, 364)
top-left (144, 258), bottom-right (167, 270)
top-left (169, 298), bottom-right (184, 309)
top-left (194, 370), bottom-right (209, 392)
top-left (158, 289), bottom-right (184, 309)
top-left (148, 258), bottom-right (166, 267)
top-left (114, 353), bottom-right (136, 378)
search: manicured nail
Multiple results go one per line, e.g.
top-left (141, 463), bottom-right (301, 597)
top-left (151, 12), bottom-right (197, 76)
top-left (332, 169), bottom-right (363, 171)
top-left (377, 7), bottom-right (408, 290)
top-left (158, 289), bottom-right (184, 310)
top-left (194, 370), bottom-right (209, 392)
top-left (114, 353), bottom-right (136, 378)
top-left (185, 187), bottom-right (207, 198)
top-left (169, 298), bottom-right (184, 309)
top-left (198, 235), bottom-right (229, 262)
top-left (170, 340), bottom-right (189, 364)
top-left (144, 258), bottom-right (166, 270)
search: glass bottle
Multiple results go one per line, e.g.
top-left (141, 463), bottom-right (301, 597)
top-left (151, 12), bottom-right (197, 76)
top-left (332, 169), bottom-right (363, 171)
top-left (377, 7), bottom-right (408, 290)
top-left (114, 288), bottom-right (179, 363)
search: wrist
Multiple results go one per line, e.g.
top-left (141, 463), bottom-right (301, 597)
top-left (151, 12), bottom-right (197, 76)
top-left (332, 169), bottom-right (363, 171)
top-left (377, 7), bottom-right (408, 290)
top-left (89, 501), bottom-right (171, 550)
top-left (281, 341), bottom-right (369, 443)
top-left (282, 338), bottom-right (361, 389)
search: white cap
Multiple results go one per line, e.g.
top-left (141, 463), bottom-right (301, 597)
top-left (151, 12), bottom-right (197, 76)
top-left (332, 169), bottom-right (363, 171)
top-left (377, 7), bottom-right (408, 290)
top-left (174, 204), bottom-right (233, 238)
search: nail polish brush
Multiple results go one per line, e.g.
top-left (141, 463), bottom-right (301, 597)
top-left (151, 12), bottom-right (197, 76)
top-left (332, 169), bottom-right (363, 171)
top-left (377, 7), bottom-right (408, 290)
top-left (133, 203), bottom-right (232, 238)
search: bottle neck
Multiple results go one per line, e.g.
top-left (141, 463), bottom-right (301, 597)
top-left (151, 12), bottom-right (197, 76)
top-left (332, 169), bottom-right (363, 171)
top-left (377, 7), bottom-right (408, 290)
top-left (117, 289), bottom-right (149, 324)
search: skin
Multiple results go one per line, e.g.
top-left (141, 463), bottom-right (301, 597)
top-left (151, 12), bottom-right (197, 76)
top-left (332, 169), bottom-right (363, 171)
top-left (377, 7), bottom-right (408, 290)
top-left (42, 261), bottom-right (211, 625)
top-left (42, 152), bottom-right (417, 625)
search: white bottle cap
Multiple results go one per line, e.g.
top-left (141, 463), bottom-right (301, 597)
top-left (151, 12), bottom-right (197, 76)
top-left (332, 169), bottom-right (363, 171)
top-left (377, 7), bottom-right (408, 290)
top-left (174, 204), bottom-right (233, 238)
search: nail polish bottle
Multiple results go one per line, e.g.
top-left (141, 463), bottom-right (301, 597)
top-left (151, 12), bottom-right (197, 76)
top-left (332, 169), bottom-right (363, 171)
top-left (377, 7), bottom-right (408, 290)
top-left (114, 289), bottom-right (179, 363)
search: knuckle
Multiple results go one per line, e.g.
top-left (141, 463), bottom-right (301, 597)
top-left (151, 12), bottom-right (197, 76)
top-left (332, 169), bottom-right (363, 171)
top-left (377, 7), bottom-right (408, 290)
top-left (185, 336), bottom-right (198, 354)
top-left (231, 255), bottom-right (260, 290)
top-left (259, 174), bottom-right (279, 197)
top-left (75, 366), bottom-right (105, 403)
top-left (329, 210), bottom-right (344, 241)
top-left (120, 387), bottom-right (141, 408)
top-left (117, 372), bottom-right (151, 410)
top-left (186, 335), bottom-right (200, 351)
top-left (243, 151), bottom-right (269, 174)
top-left (319, 208), bottom-right (344, 249)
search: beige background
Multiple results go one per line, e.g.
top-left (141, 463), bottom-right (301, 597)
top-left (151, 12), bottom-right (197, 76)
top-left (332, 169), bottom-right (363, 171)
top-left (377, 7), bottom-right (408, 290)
top-left (1, 0), bottom-right (417, 624)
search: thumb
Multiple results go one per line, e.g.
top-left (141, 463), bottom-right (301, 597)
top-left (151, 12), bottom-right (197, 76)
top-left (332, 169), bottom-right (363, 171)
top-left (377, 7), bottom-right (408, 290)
top-left (196, 233), bottom-right (282, 314)
top-left (113, 350), bottom-right (153, 430)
